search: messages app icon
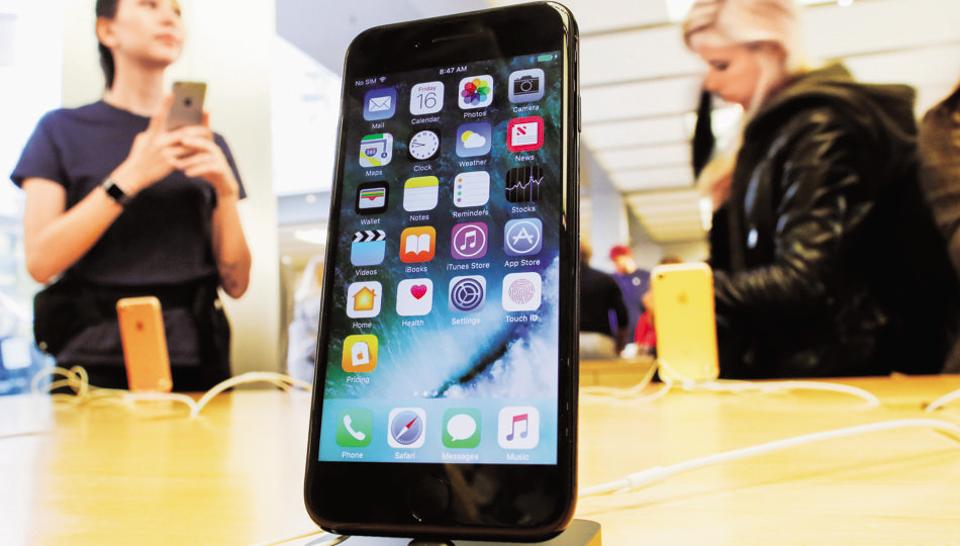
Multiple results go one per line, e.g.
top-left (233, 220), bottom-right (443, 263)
top-left (443, 408), bottom-right (481, 448)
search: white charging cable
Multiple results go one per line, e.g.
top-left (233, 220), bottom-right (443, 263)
top-left (251, 530), bottom-right (348, 546)
top-left (29, 366), bottom-right (312, 419)
top-left (581, 359), bottom-right (881, 408)
top-left (579, 418), bottom-right (960, 498)
top-left (925, 386), bottom-right (960, 414)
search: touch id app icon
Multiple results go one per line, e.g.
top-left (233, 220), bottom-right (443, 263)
top-left (341, 334), bottom-right (378, 372)
top-left (502, 272), bottom-right (542, 312)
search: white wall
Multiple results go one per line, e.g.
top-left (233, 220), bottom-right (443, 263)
top-left (61, 0), bottom-right (281, 374)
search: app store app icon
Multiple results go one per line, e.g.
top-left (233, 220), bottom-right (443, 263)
top-left (504, 219), bottom-right (542, 256)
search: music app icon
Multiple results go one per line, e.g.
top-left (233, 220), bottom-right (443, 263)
top-left (451, 222), bottom-right (488, 260)
top-left (498, 406), bottom-right (539, 450)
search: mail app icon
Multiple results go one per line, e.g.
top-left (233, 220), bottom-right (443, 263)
top-left (363, 87), bottom-right (397, 121)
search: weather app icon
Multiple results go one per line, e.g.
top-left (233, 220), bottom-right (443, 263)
top-left (456, 122), bottom-right (491, 157)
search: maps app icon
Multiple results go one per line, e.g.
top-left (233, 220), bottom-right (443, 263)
top-left (351, 230), bottom-right (386, 266)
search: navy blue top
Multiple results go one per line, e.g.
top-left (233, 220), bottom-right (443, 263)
top-left (10, 100), bottom-right (245, 287)
top-left (613, 269), bottom-right (650, 335)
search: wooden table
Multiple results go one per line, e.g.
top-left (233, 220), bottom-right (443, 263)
top-left (2, 367), bottom-right (960, 545)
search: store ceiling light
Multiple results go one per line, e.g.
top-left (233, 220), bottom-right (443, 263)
top-left (294, 228), bottom-right (328, 245)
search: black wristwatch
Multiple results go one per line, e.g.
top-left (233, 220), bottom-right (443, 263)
top-left (102, 178), bottom-right (132, 206)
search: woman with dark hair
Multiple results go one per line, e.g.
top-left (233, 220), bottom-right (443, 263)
top-left (9, 0), bottom-right (251, 390)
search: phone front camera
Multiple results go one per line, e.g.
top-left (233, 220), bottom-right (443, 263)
top-left (184, 98), bottom-right (193, 107)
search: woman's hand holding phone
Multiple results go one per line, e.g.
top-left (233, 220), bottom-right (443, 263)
top-left (110, 94), bottom-right (207, 196)
top-left (170, 113), bottom-right (241, 201)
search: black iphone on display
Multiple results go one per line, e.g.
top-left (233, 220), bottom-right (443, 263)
top-left (304, 3), bottom-right (580, 541)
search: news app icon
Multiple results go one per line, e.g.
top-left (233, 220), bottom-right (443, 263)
top-left (506, 116), bottom-right (544, 153)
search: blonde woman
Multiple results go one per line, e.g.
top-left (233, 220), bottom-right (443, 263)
top-left (683, 0), bottom-right (958, 378)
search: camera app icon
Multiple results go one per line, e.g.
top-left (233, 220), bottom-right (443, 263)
top-left (508, 69), bottom-right (545, 103)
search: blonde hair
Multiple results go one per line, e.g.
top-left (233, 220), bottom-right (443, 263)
top-left (684, 0), bottom-right (810, 207)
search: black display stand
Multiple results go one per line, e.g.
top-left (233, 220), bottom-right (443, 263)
top-left (309, 520), bottom-right (601, 546)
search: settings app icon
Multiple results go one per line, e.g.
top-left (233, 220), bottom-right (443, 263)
top-left (449, 276), bottom-right (486, 312)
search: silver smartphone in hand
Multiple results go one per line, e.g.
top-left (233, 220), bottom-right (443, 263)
top-left (167, 81), bottom-right (206, 130)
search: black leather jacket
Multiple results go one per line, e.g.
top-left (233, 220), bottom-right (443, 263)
top-left (713, 65), bottom-right (959, 378)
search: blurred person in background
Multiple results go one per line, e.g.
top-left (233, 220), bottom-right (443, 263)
top-left (609, 244), bottom-right (650, 340)
top-left (286, 256), bottom-right (323, 383)
top-left (9, 0), bottom-right (251, 390)
top-left (683, 0), bottom-right (958, 378)
top-left (919, 82), bottom-right (960, 372)
top-left (579, 242), bottom-right (628, 359)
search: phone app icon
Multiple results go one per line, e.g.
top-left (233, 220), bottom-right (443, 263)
top-left (408, 129), bottom-right (441, 161)
top-left (403, 176), bottom-right (439, 212)
top-left (336, 408), bottom-right (373, 448)
top-left (505, 165), bottom-right (544, 202)
top-left (351, 230), bottom-right (386, 266)
top-left (451, 222), bottom-right (488, 260)
top-left (396, 278), bottom-right (433, 316)
top-left (388, 407), bottom-right (426, 449)
top-left (502, 272), bottom-right (542, 312)
top-left (363, 87), bottom-right (397, 121)
top-left (400, 226), bottom-right (436, 263)
top-left (456, 122), bottom-right (492, 157)
top-left (341, 334), bottom-right (378, 372)
top-left (504, 218), bottom-right (543, 256)
top-left (508, 68), bottom-right (545, 103)
top-left (507, 116), bottom-right (544, 153)
top-left (449, 275), bottom-right (486, 312)
top-left (359, 133), bottom-right (393, 168)
top-left (458, 75), bottom-right (493, 109)
top-left (443, 408), bottom-right (481, 449)
top-left (498, 406), bottom-right (539, 450)
top-left (355, 182), bottom-right (389, 214)
top-left (410, 81), bottom-right (444, 115)
top-left (346, 281), bottom-right (382, 318)
top-left (453, 171), bottom-right (490, 208)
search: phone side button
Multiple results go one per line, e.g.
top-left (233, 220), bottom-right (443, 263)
top-left (406, 476), bottom-right (451, 523)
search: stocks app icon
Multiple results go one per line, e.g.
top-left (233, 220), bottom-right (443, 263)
top-left (449, 276), bottom-right (486, 312)
top-left (505, 165), bottom-right (544, 203)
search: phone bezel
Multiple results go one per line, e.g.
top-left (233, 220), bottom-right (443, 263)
top-left (304, 3), bottom-right (580, 541)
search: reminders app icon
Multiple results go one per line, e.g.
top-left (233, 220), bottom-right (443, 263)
top-left (453, 171), bottom-right (490, 208)
top-left (363, 87), bottom-right (396, 121)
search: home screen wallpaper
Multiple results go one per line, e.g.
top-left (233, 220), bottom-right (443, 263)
top-left (318, 51), bottom-right (564, 465)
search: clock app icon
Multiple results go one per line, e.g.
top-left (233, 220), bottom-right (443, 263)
top-left (408, 129), bottom-right (441, 161)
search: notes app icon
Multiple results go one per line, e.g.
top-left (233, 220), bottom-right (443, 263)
top-left (400, 226), bottom-right (436, 263)
top-left (451, 222), bottom-right (488, 260)
top-left (498, 406), bottom-right (539, 450)
top-left (403, 176), bottom-right (439, 212)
